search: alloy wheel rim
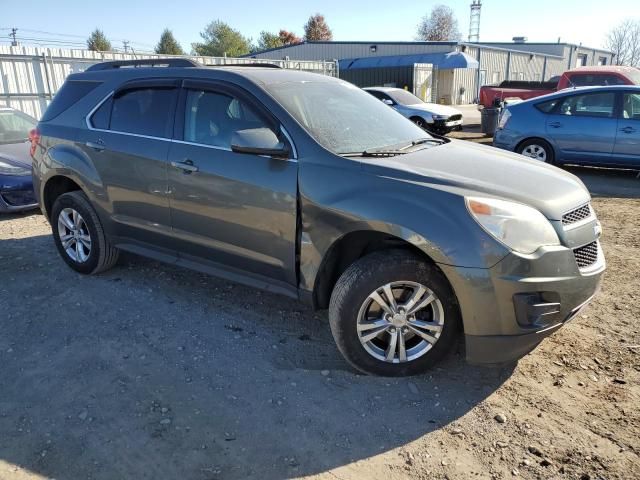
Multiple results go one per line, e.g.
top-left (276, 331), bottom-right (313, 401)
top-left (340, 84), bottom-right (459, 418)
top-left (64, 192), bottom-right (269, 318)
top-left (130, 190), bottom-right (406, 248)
top-left (356, 281), bottom-right (445, 364)
top-left (57, 208), bottom-right (92, 263)
top-left (522, 144), bottom-right (547, 161)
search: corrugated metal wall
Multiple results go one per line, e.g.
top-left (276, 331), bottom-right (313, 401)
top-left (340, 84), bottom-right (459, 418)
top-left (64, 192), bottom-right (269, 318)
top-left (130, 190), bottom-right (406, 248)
top-left (0, 45), bottom-right (338, 119)
top-left (251, 42), bottom-right (457, 61)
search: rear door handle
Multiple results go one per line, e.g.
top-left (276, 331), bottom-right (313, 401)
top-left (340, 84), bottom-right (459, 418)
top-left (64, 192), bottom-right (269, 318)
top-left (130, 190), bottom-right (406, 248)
top-left (171, 159), bottom-right (199, 173)
top-left (85, 140), bottom-right (105, 151)
top-left (548, 121), bottom-right (562, 128)
top-left (620, 126), bottom-right (637, 134)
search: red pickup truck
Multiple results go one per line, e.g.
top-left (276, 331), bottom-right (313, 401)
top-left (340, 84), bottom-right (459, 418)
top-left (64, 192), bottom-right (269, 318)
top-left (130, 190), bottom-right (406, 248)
top-left (479, 65), bottom-right (640, 108)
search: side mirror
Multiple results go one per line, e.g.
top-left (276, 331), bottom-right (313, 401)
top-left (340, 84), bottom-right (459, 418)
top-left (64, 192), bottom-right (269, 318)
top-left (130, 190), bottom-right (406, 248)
top-left (382, 99), bottom-right (394, 106)
top-left (230, 128), bottom-right (289, 158)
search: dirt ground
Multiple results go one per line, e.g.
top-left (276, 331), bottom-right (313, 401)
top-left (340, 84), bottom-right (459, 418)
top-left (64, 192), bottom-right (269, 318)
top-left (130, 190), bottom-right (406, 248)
top-left (0, 168), bottom-right (639, 480)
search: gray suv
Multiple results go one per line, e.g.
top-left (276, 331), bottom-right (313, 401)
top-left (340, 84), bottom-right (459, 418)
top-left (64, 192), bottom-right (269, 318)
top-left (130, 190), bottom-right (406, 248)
top-left (32, 59), bottom-right (605, 376)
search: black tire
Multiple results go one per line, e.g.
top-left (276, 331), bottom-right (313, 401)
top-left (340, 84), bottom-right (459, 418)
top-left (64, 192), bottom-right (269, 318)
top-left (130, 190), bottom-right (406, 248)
top-left (329, 249), bottom-right (460, 376)
top-left (410, 116), bottom-right (428, 130)
top-left (517, 138), bottom-right (555, 164)
top-left (51, 191), bottom-right (119, 275)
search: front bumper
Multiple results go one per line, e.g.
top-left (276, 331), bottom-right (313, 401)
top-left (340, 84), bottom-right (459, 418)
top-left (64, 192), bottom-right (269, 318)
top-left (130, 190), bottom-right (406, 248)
top-left (439, 242), bottom-right (605, 365)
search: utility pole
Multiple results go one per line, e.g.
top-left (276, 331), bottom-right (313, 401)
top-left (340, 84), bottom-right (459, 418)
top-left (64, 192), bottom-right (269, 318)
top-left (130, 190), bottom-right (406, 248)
top-left (10, 28), bottom-right (18, 47)
top-left (123, 40), bottom-right (130, 54)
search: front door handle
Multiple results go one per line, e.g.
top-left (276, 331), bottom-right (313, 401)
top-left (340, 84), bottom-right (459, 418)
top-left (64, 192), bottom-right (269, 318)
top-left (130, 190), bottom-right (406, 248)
top-left (86, 140), bottom-right (105, 151)
top-left (620, 126), bottom-right (637, 134)
top-left (548, 121), bottom-right (562, 128)
top-left (171, 159), bottom-right (199, 173)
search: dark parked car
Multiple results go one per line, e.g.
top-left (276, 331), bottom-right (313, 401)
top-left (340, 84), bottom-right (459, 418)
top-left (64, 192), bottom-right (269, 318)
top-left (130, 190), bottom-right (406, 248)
top-left (0, 107), bottom-right (38, 212)
top-left (32, 59), bottom-right (605, 376)
top-left (494, 85), bottom-right (640, 168)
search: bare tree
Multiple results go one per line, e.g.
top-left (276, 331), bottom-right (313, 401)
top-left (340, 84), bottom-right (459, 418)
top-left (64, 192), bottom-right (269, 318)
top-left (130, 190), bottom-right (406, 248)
top-left (604, 19), bottom-right (640, 67)
top-left (417, 5), bottom-right (461, 42)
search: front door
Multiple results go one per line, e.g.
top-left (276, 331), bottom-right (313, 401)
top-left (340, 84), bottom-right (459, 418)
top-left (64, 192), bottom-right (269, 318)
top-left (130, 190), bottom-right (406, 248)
top-left (545, 90), bottom-right (618, 164)
top-left (612, 91), bottom-right (640, 167)
top-left (167, 81), bottom-right (298, 287)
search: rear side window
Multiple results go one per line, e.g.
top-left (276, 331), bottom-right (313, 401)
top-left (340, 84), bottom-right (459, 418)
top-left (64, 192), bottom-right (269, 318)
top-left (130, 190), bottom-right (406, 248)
top-left (41, 80), bottom-right (101, 122)
top-left (556, 92), bottom-right (615, 118)
top-left (109, 88), bottom-right (176, 138)
top-left (535, 99), bottom-right (559, 113)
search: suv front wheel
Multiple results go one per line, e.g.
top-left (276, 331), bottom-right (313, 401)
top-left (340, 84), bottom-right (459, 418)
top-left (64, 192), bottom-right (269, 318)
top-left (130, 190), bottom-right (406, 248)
top-left (329, 250), bottom-right (460, 376)
top-left (51, 191), bottom-right (119, 274)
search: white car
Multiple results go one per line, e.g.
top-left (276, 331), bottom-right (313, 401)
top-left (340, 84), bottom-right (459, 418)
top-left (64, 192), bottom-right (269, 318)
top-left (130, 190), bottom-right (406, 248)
top-left (364, 87), bottom-right (463, 135)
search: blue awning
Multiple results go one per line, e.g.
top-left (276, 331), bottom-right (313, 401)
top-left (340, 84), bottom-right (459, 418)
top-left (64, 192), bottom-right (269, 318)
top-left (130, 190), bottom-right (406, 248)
top-left (339, 51), bottom-right (479, 70)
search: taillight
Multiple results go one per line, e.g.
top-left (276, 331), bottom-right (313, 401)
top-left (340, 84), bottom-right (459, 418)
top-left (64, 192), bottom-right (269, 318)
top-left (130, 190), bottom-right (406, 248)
top-left (29, 127), bottom-right (41, 157)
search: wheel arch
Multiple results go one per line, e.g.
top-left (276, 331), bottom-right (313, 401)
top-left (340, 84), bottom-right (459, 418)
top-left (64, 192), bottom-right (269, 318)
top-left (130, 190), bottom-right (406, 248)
top-left (311, 229), bottom-right (445, 310)
top-left (42, 175), bottom-right (84, 220)
top-left (515, 136), bottom-right (556, 163)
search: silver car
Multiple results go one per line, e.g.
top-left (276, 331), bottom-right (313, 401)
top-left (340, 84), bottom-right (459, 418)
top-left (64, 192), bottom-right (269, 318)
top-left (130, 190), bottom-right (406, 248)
top-left (364, 87), bottom-right (463, 135)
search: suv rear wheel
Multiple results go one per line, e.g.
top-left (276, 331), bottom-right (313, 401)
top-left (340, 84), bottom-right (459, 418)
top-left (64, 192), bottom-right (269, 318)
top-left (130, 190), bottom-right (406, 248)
top-left (329, 250), bottom-right (460, 376)
top-left (51, 191), bottom-right (119, 274)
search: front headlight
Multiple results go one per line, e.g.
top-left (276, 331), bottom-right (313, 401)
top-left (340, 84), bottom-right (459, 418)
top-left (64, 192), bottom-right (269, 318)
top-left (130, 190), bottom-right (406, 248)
top-left (0, 160), bottom-right (30, 176)
top-left (433, 114), bottom-right (449, 121)
top-left (466, 197), bottom-right (560, 254)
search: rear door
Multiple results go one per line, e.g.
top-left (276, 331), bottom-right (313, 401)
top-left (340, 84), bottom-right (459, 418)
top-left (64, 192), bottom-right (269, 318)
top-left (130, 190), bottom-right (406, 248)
top-left (612, 91), bottom-right (640, 167)
top-left (82, 79), bottom-right (178, 249)
top-left (545, 90), bottom-right (618, 164)
top-left (166, 80), bottom-right (298, 287)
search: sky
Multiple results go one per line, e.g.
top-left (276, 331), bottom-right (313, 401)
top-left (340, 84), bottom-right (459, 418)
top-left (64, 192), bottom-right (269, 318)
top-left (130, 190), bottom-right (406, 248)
top-left (0, 0), bottom-right (635, 53)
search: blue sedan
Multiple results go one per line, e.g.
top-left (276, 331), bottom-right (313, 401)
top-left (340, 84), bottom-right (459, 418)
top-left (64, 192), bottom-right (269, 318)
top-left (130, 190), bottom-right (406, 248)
top-left (0, 107), bottom-right (38, 213)
top-left (493, 85), bottom-right (640, 169)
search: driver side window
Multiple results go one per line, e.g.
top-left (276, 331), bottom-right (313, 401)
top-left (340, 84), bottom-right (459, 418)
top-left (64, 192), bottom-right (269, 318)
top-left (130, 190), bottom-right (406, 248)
top-left (184, 90), bottom-right (272, 148)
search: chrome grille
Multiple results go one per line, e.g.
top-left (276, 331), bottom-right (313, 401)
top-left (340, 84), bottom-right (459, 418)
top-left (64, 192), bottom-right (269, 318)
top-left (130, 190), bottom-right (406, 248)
top-left (573, 241), bottom-right (599, 269)
top-left (562, 204), bottom-right (591, 226)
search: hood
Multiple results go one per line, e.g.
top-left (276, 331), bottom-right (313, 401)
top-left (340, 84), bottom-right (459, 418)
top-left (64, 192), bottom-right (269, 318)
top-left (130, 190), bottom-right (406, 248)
top-left (0, 142), bottom-right (32, 168)
top-left (360, 140), bottom-right (589, 221)
top-left (402, 103), bottom-right (462, 117)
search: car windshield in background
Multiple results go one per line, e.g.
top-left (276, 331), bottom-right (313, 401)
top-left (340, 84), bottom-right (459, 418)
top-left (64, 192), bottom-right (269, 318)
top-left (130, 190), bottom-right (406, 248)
top-left (0, 110), bottom-right (36, 144)
top-left (387, 89), bottom-right (425, 106)
top-left (266, 81), bottom-right (431, 154)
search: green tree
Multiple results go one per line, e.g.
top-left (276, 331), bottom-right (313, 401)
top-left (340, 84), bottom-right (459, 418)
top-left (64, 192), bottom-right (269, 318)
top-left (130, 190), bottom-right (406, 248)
top-left (87, 29), bottom-right (112, 52)
top-left (155, 28), bottom-right (184, 55)
top-left (303, 14), bottom-right (333, 41)
top-left (192, 20), bottom-right (251, 57)
top-left (256, 31), bottom-right (283, 51)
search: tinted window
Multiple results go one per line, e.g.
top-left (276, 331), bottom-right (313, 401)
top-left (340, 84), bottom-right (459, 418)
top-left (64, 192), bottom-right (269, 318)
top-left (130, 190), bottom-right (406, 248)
top-left (41, 80), bottom-right (101, 122)
top-left (90, 97), bottom-right (112, 129)
top-left (556, 92), bottom-right (615, 118)
top-left (622, 93), bottom-right (640, 121)
top-left (568, 74), bottom-right (626, 87)
top-left (184, 90), bottom-right (272, 148)
top-left (110, 88), bottom-right (176, 137)
top-left (266, 81), bottom-right (430, 154)
top-left (366, 90), bottom-right (385, 100)
top-left (535, 99), bottom-right (559, 113)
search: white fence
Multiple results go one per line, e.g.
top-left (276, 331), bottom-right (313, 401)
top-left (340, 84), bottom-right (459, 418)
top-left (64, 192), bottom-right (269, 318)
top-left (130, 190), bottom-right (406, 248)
top-left (0, 45), bottom-right (338, 119)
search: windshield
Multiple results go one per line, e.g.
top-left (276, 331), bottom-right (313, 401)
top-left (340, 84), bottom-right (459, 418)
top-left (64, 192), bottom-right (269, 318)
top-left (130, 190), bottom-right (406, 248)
top-left (0, 109), bottom-right (36, 144)
top-left (387, 89), bottom-right (424, 106)
top-left (266, 81), bottom-right (431, 154)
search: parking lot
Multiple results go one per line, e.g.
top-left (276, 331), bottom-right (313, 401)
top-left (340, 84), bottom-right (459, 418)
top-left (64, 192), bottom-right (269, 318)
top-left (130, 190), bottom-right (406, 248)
top-left (0, 164), bottom-right (638, 480)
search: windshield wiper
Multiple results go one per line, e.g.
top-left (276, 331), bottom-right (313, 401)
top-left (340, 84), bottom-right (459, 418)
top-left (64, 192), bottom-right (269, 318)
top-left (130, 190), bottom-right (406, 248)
top-left (339, 138), bottom-right (446, 157)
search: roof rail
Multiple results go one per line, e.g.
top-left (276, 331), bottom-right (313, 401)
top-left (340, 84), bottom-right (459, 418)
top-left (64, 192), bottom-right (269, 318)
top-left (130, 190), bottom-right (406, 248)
top-left (86, 58), bottom-right (199, 72)
top-left (207, 62), bottom-right (282, 69)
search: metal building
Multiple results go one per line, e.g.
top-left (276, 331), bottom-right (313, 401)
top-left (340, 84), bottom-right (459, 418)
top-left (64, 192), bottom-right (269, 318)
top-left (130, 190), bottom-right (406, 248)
top-left (248, 41), bottom-right (616, 105)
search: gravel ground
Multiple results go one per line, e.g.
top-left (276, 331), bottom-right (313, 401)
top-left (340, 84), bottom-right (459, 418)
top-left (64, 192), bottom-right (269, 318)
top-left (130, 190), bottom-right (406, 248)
top-left (0, 170), bottom-right (638, 480)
